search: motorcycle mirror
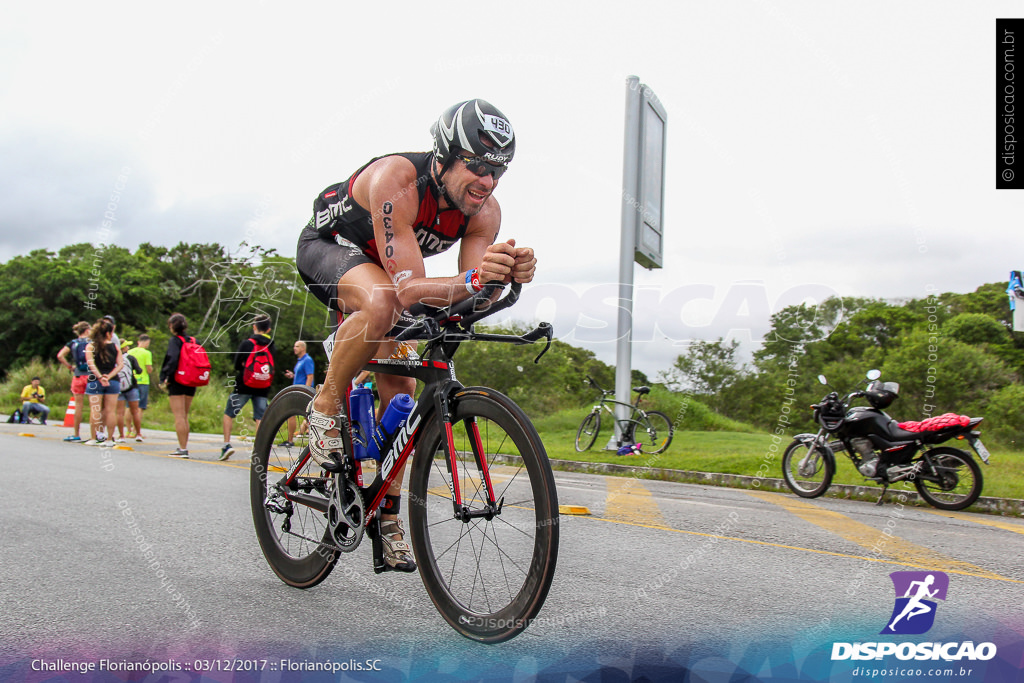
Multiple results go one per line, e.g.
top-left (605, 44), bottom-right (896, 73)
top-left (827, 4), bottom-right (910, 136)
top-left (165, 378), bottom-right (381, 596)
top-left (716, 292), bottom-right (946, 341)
top-left (818, 375), bottom-right (828, 385)
top-left (866, 369), bottom-right (881, 380)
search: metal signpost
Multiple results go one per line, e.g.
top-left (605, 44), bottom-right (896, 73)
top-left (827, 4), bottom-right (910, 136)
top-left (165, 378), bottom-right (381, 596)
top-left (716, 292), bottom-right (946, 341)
top-left (610, 75), bottom-right (667, 448)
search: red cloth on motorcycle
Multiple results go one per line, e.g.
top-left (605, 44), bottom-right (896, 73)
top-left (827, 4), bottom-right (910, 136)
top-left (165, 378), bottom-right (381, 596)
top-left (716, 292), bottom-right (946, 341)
top-left (897, 413), bottom-right (970, 433)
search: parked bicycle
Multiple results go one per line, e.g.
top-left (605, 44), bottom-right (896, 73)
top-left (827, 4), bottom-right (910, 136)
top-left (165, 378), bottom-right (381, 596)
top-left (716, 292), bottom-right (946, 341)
top-left (574, 376), bottom-right (674, 454)
top-left (250, 282), bottom-right (559, 644)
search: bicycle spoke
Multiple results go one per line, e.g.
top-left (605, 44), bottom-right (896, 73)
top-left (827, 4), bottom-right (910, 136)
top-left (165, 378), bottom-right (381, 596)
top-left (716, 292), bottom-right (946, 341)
top-left (250, 386), bottom-right (337, 589)
top-left (410, 390), bottom-right (558, 642)
top-left (493, 512), bottom-right (535, 539)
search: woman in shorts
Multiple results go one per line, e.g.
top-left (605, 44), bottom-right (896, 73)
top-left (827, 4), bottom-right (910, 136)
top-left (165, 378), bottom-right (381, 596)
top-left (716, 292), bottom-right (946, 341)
top-left (83, 318), bottom-right (123, 446)
top-left (56, 320), bottom-right (92, 442)
top-left (159, 313), bottom-right (195, 458)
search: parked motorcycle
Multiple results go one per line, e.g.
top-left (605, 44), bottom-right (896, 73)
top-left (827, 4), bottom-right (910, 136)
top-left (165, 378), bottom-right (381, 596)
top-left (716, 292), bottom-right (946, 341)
top-left (781, 370), bottom-right (991, 510)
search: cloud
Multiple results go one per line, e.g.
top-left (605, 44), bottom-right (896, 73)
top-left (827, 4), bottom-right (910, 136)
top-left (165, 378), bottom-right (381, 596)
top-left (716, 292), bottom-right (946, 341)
top-left (0, 128), bottom-right (278, 262)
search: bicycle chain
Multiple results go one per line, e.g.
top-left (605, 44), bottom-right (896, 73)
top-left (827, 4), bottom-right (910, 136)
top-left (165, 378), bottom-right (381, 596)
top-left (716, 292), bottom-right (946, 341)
top-left (280, 527), bottom-right (346, 554)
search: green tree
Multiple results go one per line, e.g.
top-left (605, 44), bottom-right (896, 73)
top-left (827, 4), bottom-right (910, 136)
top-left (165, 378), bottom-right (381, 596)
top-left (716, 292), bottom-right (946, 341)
top-left (660, 338), bottom-right (743, 412)
top-left (881, 330), bottom-right (1015, 417)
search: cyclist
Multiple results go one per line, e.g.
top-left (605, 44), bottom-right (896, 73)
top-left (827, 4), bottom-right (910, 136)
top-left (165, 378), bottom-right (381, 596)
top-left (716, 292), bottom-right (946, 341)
top-left (295, 99), bottom-right (536, 572)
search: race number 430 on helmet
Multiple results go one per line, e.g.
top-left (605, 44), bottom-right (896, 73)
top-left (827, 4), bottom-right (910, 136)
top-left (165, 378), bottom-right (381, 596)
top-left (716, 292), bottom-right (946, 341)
top-left (430, 99), bottom-right (515, 167)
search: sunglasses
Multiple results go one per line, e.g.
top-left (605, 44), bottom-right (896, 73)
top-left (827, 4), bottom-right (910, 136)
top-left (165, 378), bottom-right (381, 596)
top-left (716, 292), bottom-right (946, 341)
top-left (455, 154), bottom-right (508, 180)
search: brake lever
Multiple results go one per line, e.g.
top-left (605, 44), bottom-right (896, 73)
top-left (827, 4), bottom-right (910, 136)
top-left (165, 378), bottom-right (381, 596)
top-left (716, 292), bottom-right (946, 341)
top-left (525, 322), bottom-right (553, 363)
top-left (534, 336), bottom-right (552, 364)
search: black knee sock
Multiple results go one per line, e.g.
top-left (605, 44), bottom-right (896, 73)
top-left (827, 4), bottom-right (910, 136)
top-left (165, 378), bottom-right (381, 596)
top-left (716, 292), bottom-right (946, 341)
top-left (382, 494), bottom-right (401, 515)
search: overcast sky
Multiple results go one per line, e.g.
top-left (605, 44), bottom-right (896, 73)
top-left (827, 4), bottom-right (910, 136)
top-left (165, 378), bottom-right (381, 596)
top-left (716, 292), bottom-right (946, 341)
top-left (2, 1), bottom-right (1021, 376)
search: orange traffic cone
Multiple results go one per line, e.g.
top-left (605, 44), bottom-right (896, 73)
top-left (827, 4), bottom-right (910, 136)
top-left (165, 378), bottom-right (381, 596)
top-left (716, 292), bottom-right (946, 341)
top-left (63, 397), bottom-right (76, 428)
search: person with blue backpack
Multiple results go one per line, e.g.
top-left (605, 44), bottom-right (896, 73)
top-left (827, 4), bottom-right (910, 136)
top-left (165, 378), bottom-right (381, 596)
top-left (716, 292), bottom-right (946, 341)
top-left (56, 320), bottom-right (92, 442)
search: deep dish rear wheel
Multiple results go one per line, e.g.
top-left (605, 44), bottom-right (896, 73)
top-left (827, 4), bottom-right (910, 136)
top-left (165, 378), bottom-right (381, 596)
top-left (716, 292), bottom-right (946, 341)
top-left (409, 388), bottom-right (559, 643)
top-left (250, 385), bottom-right (339, 588)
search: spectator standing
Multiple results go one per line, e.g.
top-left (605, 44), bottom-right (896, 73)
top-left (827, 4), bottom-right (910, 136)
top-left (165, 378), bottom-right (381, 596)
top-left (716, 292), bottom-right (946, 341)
top-left (282, 340), bottom-right (315, 447)
top-left (219, 314), bottom-right (276, 461)
top-left (126, 334), bottom-right (154, 414)
top-left (115, 339), bottom-right (144, 443)
top-left (160, 313), bottom-right (195, 458)
top-left (83, 318), bottom-right (122, 446)
top-left (19, 377), bottom-right (50, 424)
top-left (56, 320), bottom-right (92, 441)
top-left (103, 314), bottom-right (121, 346)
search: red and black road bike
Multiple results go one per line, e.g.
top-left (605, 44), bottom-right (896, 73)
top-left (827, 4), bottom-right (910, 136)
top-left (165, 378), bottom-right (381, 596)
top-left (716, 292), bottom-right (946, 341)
top-left (250, 282), bottom-right (559, 643)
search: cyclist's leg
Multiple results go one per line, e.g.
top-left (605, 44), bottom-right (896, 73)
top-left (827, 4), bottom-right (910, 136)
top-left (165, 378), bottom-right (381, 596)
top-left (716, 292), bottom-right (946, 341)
top-left (296, 226), bottom-right (404, 460)
top-left (297, 222), bottom-right (401, 417)
top-left (311, 263), bottom-right (404, 418)
top-left (374, 345), bottom-right (417, 571)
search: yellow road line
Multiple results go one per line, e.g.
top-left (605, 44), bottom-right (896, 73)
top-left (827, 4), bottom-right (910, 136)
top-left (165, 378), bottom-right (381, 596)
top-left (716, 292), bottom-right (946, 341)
top-left (570, 511), bottom-right (1024, 584)
top-left (926, 509), bottom-right (1024, 535)
top-left (746, 490), bottom-right (1007, 581)
top-left (604, 477), bottom-right (666, 527)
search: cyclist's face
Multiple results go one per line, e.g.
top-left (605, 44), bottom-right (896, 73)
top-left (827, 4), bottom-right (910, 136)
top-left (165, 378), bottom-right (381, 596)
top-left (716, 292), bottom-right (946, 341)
top-left (444, 157), bottom-right (498, 216)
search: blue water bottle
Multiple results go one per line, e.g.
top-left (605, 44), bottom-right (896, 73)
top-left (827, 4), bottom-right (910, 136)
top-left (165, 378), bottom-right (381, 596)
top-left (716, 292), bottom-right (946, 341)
top-left (348, 385), bottom-right (376, 460)
top-left (367, 394), bottom-right (415, 460)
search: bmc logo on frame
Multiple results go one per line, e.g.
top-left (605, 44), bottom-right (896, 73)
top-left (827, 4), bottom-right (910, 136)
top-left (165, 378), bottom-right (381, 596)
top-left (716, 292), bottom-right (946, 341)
top-left (831, 571), bottom-right (998, 662)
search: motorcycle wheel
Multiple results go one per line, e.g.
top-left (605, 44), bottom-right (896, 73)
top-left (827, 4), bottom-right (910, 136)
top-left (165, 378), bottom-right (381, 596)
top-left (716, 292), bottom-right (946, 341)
top-left (781, 440), bottom-right (834, 498)
top-left (913, 447), bottom-right (983, 511)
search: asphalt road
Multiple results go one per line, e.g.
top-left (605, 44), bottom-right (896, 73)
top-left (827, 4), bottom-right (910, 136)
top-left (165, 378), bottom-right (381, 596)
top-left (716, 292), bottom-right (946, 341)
top-left (1, 422), bottom-right (1022, 681)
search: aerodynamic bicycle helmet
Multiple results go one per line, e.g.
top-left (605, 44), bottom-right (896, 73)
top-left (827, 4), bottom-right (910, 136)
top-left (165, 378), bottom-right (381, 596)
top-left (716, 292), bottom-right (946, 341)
top-left (430, 99), bottom-right (516, 168)
top-left (865, 380), bottom-right (900, 409)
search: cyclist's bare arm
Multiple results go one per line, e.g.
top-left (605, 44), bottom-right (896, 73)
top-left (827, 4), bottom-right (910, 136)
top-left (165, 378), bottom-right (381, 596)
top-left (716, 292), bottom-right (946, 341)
top-left (352, 156), bottom-right (533, 311)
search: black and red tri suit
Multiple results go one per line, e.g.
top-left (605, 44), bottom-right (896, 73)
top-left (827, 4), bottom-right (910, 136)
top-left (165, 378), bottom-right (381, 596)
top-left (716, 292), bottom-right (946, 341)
top-left (296, 152), bottom-right (469, 310)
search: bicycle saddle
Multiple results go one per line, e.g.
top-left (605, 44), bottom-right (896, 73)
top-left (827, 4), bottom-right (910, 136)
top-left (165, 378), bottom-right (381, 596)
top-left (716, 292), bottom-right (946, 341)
top-left (633, 386), bottom-right (650, 395)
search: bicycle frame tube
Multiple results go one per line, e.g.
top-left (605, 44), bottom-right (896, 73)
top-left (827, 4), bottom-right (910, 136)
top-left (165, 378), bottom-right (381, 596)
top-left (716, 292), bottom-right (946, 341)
top-left (600, 398), bottom-right (646, 432)
top-left (359, 357), bottom-right (497, 522)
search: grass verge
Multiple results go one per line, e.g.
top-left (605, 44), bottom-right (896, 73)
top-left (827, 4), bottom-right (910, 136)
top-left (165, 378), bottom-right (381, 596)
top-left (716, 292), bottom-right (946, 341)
top-left (532, 407), bottom-right (1024, 502)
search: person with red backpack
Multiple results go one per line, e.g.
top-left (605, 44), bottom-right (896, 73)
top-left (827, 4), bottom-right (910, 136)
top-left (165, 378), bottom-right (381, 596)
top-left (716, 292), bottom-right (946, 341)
top-left (159, 312), bottom-right (209, 458)
top-left (219, 314), bottom-right (275, 461)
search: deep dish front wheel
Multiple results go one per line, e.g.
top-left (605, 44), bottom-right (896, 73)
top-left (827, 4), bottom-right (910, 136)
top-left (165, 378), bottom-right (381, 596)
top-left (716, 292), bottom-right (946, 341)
top-left (914, 447), bottom-right (983, 511)
top-left (409, 388), bottom-right (559, 644)
top-left (781, 439), bottom-right (834, 498)
top-left (250, 385), bottom-right (339, 588)
top-left (575, 412), bottom-right (601, 451)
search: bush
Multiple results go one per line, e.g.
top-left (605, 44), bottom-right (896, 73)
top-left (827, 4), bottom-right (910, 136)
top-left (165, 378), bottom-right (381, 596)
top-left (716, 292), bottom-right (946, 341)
top-left (983, 383), bottom-right (1024, 448)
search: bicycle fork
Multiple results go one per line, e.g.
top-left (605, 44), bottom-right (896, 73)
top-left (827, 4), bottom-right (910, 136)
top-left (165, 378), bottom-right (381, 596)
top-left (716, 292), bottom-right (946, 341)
top-left (437, 384), bottom-right (501, 522)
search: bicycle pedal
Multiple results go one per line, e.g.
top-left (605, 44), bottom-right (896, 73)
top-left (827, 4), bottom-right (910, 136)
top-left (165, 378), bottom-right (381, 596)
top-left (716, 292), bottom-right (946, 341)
top-left (319, 453), bottom-right (344, 473)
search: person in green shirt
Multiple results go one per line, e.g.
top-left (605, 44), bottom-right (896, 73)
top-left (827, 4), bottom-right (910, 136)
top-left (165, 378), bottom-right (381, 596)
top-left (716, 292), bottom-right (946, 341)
top-left (125, 334), bottom-right (154, 441)
top-left (126, 335), bottom-right (154, 410)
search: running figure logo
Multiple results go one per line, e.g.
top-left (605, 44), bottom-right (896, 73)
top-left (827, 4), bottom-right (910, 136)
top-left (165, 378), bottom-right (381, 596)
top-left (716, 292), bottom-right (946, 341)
top-left (881, 571), bottom-right (949, 635)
